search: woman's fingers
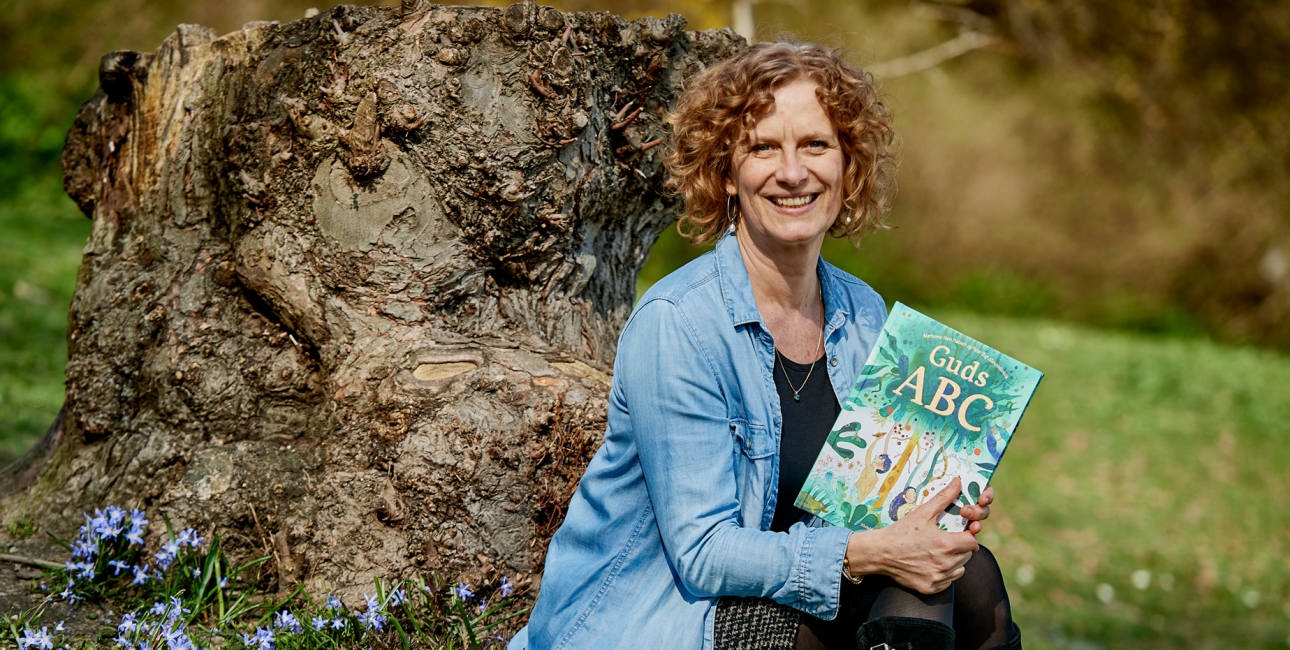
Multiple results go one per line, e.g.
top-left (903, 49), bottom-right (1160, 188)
top-left (962, 504), bottom-right (991, 521)
top-left (979, 485), bottom-right (994, 507)
top-left (912, 477), bottom-right (962, 522)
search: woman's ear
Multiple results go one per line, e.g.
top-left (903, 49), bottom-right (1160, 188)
top-left (724, 180), bottom-right (737, 196)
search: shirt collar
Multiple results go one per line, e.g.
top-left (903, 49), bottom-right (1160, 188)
top-left (715, 229), bottom-right (851, 333)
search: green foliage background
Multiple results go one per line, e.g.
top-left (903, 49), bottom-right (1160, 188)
top-left (1, 0), bottom-right (1288, 648)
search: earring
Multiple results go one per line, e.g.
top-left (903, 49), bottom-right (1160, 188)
top-left (727, 194), bottom-right (738, 225)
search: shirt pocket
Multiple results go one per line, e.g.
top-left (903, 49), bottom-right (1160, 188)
top-left (729, 418), bottom-right (774, 459)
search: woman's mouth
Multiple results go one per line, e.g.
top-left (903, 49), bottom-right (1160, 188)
top-left (769, 194), bottom-right (818, 208)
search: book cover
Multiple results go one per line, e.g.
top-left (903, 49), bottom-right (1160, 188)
top-left (794, 302), bottom-right (1043, 532)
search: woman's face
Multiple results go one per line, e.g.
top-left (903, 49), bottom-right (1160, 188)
top-left (725, 79), bottom-right (844, 252)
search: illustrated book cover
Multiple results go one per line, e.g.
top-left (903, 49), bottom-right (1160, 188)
top-left (794, 302), bottom-right (1043, 532)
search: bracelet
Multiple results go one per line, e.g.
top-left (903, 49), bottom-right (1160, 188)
top-left (842, 555), bottom-right (865, 585)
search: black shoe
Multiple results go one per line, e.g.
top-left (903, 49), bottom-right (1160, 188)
top-left (856, 616), bottom-right (955, 650)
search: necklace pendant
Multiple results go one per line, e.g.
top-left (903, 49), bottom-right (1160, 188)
top-left (794, 394), bottom-right (801, 402)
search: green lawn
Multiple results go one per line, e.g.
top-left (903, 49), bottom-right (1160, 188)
top-left (931, 310), bottom-right (1290, 650)
top-left (3, 198), bottom-right (1289, 647)
top-left (0, 186), bottom-right (90, 465)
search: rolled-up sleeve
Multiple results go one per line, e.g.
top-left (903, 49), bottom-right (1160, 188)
top-left (615, 298), bottom-right (852, 618)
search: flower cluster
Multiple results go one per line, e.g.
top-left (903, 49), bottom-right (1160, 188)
top-left (113, 598), bottom-right (196, 650)
top-left (354, 592), bottom-right (387, 631)
top-left (12, 506), bottom-right (526, 650)
top-left (50, 503), bottom-right (211, 606)
top-left (16, 624), bottom-right (54, 650)
top-left (56, 505), bottom-right (150, 602)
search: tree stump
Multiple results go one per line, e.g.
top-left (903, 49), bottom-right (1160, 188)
top-left (0, 1), bottom-right (741, 597)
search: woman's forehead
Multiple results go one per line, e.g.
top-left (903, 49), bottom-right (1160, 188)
top-left (743, 81), bottom-right (836, 140)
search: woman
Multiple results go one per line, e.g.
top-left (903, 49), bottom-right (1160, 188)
top-left (511, 41), bottom-right (1020, 650)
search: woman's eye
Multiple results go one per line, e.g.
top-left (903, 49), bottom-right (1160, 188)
top-left (751, 143), bottom-right (773, 153)
top-left (806, 140), bottom-right (829, 150)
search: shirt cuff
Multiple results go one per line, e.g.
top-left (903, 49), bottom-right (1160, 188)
top-left (794, 524), bottom-right (852, 619)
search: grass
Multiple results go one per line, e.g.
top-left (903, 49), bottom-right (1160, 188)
top-left (0, 185), bottom-right (89, 464)
top-left (928, 310), bottom-right (1290, 650)
top-left (0, 185), bottom-right (90, 466)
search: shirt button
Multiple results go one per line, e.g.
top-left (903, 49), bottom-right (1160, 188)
top-left (830, 357), bottom-right (838, 367)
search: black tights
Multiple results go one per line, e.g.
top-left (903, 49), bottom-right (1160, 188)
top-left (797, 546), bottom-right (1013, 650)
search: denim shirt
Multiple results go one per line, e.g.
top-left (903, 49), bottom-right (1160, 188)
top-left (511, 232), bottom-right (887, 650)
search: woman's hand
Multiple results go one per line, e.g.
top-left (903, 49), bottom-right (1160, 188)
top-left (844, 477), bottom-right (979, 595)
top-left (960, 484), bottom-right (994, 535)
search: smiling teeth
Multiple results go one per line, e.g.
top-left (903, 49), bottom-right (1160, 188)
top-left (772, 195), bottom-right (815, 208)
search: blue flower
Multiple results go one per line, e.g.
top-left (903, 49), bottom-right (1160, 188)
top-left (253, 625), bottom-right (275, 649)
top-left (167, 596), bottom-right (191, 620)
top-left (89, 509), bottom-right (110, 536)
top-left (363, 593), bottom-right (380, 612)
top-left (17, 626), bottom-right (52, 650)
top-left (151, 601), bottom-right (169, 617)
top-left (357, 611), bottom-right (385, 631)
top-left (58, 580), bottom-right (75, 601)
top-left (498, 576), bottom-right (515, 598)
top-left (163, 623), bottom-right (193, 650)
top-left (273, 610), bottom-right (302, 634)
top-left (71, 539), bottom-right (96, 560)
top-left (310, 615), bottom-right (327, 630)
top-left (118, 613), bottom-right (138, 635)
top-left (190, 567), bottom-right (201, 580)
top-left (477, 598), bottom-right (488, 613)
top-left (131, 564), bottom-right (150, 585)
top-left (454, 583), bottom-right (474, 600)
top-left (325, 594), bottom-right (343, 610)
top-left (329, 618), bottom-right (345, 630)
top-left (125, 525), bottom-right (145, 547)
top-left (108, 560), bottom-right (130, 576)
top-left (177, 528), bottom-right (203, 548)
top-left (154, 550), bottom-right (176, 570)
top-left (388, 588), bottom-right (408, 607)
top-left (218, 576), bottom-right (229, 589)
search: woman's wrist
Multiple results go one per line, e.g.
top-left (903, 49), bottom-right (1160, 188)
top-left (844, 529), bottom-right (888, 579)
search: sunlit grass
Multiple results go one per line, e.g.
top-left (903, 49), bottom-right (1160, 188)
top-left (930, 310), bottom-right (1290, 650)
top-left (0, 186), bottom-right (90, 465)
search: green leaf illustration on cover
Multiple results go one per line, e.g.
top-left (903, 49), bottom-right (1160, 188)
top-left (794, 303), bottom-right (1043, 532)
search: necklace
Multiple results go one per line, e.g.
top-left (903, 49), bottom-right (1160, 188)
top-left (776, 327), bottom-right (824, 402)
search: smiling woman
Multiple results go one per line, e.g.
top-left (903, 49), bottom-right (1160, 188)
top-left (512, 41), bottom-right (1019, 650)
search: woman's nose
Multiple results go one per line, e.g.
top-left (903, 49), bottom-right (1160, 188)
top-left (777, 149), bottom-right (808, 186)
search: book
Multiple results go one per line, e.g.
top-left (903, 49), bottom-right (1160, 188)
top-left (794, 303), bottom-right (1043, 532)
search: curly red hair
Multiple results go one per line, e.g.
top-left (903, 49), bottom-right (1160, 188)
top-left (665, 40), bottom-right (897, 244)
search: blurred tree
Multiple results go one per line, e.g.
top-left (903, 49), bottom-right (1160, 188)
top-left (908, 0), bottom-right (1290, 347)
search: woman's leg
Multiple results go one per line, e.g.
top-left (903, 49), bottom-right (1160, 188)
top-left (952, 546), bottom-right (1020, 650)
top-left (853, 576), bottom-right (956, 650)
top-left (867, 577), bottom-right (954, 626)
top-left (798, 575), bottom-right (954, 649)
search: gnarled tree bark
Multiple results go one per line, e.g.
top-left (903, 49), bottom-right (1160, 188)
top-left (0, 1), bottom-right (740, 599)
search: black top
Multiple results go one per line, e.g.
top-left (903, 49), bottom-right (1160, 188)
top-left (769, 349), bottom-right (841, 533)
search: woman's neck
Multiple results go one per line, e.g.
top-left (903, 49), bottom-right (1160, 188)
top-left (736, 226), bottom-right (825, 363)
